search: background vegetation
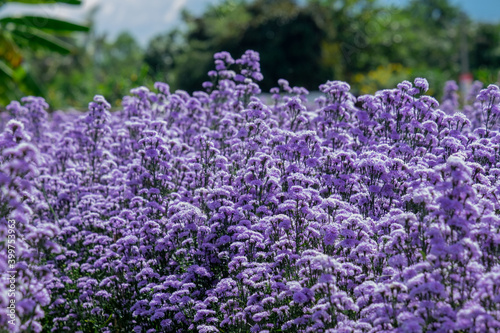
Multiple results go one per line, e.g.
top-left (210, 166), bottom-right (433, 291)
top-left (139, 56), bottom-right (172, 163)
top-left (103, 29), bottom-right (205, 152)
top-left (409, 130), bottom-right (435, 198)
top-left (1, 0), bottom-right (500, 110)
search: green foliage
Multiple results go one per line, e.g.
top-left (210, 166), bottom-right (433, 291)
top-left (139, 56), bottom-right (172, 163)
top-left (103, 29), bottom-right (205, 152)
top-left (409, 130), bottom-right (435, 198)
top-left (144, 30), bottom-right (183, 85)
top-left (352, 63), bottom-right (411, 95)
top-left (0, 15), bottom-right (89, 32)
top-left (143, 0), bottom-right (499, 96)
top-left (3, 0), bottom-right (500, 108)
top-left (1, 0), bottom-right (82, 4)
top-left (231, 1), bottom-right (328, 90)
top-left (0, 0), bottom-right (88, 106)
top-left (470, 22), bottom-right (500, 72)
top-left (27, 32), bottom-right (153, 110)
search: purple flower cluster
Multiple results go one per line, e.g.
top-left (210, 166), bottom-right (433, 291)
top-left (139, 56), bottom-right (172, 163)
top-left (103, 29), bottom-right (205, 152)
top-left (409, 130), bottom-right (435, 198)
top-left (1, 50), bottom-right (500, 333)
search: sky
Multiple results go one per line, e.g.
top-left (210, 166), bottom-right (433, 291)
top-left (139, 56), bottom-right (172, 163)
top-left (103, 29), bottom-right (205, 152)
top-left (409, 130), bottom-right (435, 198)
top-left (1, 0), bottom-right (500, 47)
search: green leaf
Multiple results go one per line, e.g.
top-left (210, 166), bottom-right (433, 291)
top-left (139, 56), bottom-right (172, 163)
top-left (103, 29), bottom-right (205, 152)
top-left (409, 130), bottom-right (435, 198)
top-left (11, 62), bottom-right (26, 80)
top-left (420, 249), bottom-right (427, 260)
top-left (0, 32), bottom-right (24, 67)
top-left (4, 0), bottom-right (82, 5)
top-left (18, 69), bottom-right (43, 96)
top-left (11, 26), bottom-right (74, 54)
top-left (0, 59), bottom-right (14, 78)
top-left (0, 16), bottom-right (89, 32)
top-left (102, 314), bottom-right (113, 326)
top-left (0, 60), bottom-right (43, 100)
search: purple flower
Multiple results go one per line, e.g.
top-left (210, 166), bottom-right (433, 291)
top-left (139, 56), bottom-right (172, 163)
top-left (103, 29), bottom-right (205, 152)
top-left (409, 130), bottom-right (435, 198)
top-left (414, 77), bottom-right (429, 93)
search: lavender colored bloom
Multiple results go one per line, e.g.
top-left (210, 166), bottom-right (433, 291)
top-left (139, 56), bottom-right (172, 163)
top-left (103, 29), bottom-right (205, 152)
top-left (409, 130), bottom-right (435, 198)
top-left (414, 77), bottom-right (429, 93)
top-left (2, 50), bottom-right (500, 333)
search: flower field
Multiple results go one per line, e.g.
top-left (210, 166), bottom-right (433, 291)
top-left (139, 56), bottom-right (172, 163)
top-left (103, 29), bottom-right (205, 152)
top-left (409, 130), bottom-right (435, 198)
top-left (1, 50), bottom-right (500, 332)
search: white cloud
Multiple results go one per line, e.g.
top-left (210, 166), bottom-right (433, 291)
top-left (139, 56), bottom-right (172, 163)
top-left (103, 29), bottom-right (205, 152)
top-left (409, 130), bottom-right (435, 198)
top-left (83, 0), bottom-right (101, 10)
top-left (165, 0), bottom-right (188, 23)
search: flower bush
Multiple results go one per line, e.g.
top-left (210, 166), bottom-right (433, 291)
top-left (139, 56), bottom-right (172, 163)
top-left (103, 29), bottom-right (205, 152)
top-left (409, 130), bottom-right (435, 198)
top-left (1, 50), bottom-right (500, 333)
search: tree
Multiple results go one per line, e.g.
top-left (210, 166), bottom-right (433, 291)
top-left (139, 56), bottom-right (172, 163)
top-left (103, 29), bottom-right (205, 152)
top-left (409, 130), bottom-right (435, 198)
top-left (157, 0), bottom-right (329, 92)
top-left (27, 31), bottom-right (150, 109)
top-left (230, 0), bottom-right (327, 91)
top-left (470, 22), bottom-right (500, 84)
top-left (144, 30), bottom-right (183, 85)
top-left (149, 0), bottom-right (400, 92)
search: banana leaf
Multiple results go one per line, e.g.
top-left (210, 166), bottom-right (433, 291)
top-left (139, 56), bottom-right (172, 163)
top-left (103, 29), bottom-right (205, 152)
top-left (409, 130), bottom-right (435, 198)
top-left (0, 16), bottom-right (89, 32)
top-left (11, 25), bottom-right (75, 54)
top-left (2, 0), bottom-right (82, 5)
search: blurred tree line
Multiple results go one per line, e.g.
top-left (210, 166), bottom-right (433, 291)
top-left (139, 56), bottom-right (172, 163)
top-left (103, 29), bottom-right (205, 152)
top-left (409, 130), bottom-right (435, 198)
top-left (2, 0), bottom-right (500, 109)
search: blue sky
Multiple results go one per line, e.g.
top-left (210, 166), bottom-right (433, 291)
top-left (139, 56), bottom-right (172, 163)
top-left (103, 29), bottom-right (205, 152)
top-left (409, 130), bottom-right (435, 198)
top-left (1, 0), bottom-right (499, 46)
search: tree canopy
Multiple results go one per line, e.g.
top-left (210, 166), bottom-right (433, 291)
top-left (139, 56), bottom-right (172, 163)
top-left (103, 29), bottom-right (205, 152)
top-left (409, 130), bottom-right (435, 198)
top-left (2, 0), bottom-right (500, 109)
